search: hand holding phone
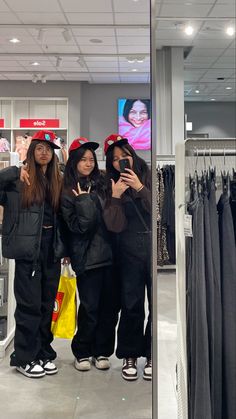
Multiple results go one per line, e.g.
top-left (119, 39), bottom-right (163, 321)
top-left (119, 158), bottom-right (131, 173)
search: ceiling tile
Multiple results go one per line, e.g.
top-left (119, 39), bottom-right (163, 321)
top-left (114, 13), bottom-right (149, 25)
top-left (209, 4), bottom-right (236, 17)
top-left (116, 28), bottom-right (149, 37)
top-left (16, 12), bottom-right (67, 24)
top-left (117, 36), bottom-right (150, 46)
top-left (113, 0), bottom-right (149, 13)
top-left (80, 45), bottom-right (117, 54)
top-left (60, 0), bottom-right (112, 13)
top-left (118, 45), bottom-right (150, 54)
top-left (72, 28), bottom-right (115, 37)
top-left (66, 13), bottom-right (113, 24)
top-left (75, 36), bottom-right (116, 46)
top-left (194, 39), bottom-right (233, 48)
top-left (160, 4), bottom-right (212, 17)
top-left (0, 12), bottom-right (21, 23)
top-left (5, 0), bottom-right (61, 12)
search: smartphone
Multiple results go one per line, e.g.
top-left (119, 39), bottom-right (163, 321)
top-left (119, 158), bottom-right (131, 173)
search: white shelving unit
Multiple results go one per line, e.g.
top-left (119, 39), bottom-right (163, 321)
top-left (0, 152), bottom-right (19, 358)
top-left (0, 97), bottom-right (68, 162)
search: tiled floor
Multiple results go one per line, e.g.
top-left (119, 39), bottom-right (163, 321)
top-left (0, 270), bottom-right (177, 419)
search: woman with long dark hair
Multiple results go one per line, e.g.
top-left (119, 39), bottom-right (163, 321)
top-left (61, 137), bottom-right (117, 372)
top-left (0, 130), bottom-right (64, 378)
top-left (103, 134), bottom-right (152, 381)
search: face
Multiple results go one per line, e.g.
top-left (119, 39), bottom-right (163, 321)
top-left (112, 146), bottom-right (133, 172)
top-left (34, 143), bottom-right (53, 166)
top-left (128, 100), bottom-right (148, 128)
top-left (77, 149), bottom-right (95, 177)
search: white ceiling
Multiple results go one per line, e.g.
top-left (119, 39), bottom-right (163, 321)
top-left (0, 0), bottom-right (235, 101)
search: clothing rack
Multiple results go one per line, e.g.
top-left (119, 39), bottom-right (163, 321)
top-left (175, 138), bottom-right (236, 419)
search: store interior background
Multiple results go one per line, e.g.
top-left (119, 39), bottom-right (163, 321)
top-left (0, 0), bottom-right (235, 418)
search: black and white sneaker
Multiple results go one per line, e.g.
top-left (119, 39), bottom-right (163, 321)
top-left (122, 358), bottom-right (138, 381)
top-left (39, 359), bottom-right (58, 375)
top-left (16, 360), bottom-right (46, 379)
top-left (143, 358), bottom-right (152, 381)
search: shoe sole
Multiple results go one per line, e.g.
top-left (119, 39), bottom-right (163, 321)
top-left (16, 367), bottom-right (45, 378)
top-left (122, 373), bottom-right (138, 381)
top-left (143, 375), bottom-right (152, 381)
top-left (74, 363), bottom-right (91, 371)
top-left (44, 369), bottom-right (58, 375)
top-left (95, 364), bottom-right (110, 370)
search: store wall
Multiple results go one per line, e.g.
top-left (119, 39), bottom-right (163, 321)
top-left (80, 82), bottom-right (150, 160)
top-left (185, 102), bottom-right (236, 138)
top-left (0, 81), bottom-right (81, 142)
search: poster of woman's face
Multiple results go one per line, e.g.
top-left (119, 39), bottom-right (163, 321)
top-left (118, 98), bottom-right (151, 150)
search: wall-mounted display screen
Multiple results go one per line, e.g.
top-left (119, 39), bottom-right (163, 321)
top-left (118, 98), bottom-right (151, 150)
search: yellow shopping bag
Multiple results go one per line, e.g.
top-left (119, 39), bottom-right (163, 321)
top-left (51, 265), bottom-right (77, 339)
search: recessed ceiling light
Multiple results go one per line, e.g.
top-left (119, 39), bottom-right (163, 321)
top-left (210, 98), bottom-right (216, 101)
top-left (195, 89), bottom-right (200, 94)
top-left (132, 69), bottom-right (138, 72)
top-left (89, 38), bottom-right (103, 43)
top-left (9, 38), bottom-right (20, 43)
top-left (226, 26), bottom-right (235, 36)
top-left (185, 25), bottom-right (194, 36)
top-left (226, 86), bottom-right (232, 90)
top-left (31, 62), bottom-right (40, 66)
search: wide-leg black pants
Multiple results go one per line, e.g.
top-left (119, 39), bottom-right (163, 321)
top-left (10, 229), bottom-right (61, 366)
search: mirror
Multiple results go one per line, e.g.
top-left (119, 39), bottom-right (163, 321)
top-left (154, 0), bottom-right (235, 418)
top-left (0, 0), bottom-right (152, 418)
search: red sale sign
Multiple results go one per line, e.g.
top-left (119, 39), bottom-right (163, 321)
top-left (0, 119), bottom-right (4, 128)
top-left (20, 119), bottom-right (60, 128)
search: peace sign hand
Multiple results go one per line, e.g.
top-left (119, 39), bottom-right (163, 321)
top-left (20, 163), bottom-right (30, 186)
top-left (72, 182), bottom-right (91, 197)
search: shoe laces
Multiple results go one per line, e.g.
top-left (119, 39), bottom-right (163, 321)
top-left (126, 358), bottom-right (136, 368)
top-left (146, 359), bottom-right (152, 368)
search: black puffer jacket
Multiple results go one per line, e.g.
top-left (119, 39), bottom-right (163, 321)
top-left (0, 165), bottom-right (65, 261)
top-left (61, 190), bottom-right (112, 275)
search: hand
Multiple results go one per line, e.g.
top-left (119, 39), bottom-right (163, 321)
top-left (20, 163), bottom-right (30, 186)
top-left (72, 182), bottom-right (91, 197)
top-left (120, 168), bottom-right (143, 191)
top-left (111, 178), bottom-right (129, 198)
top-left (62, 257), bottom-right (70, 265)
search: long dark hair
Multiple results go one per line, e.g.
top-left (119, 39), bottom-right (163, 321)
top-left (123, 99), bottom-right (151, 124)
top-left (63, 147), bottom-right (105, 196)
top-left (105, 143), bottom-right (151, 199)
top-left (21, 140), bottom-right (62, 210)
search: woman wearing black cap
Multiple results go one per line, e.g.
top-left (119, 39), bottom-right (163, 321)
top-left (0, 130), bottom-right (65, 378)
top-left (103, 134), bottom-right (152, 382)
top-left (61, 137), bottom-right (117, 372)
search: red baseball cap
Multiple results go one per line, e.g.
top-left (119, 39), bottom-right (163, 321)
top-left (69, 137), bottom-right (99, 154)
top-left (31, 130), bottom-right (60, 149)
top-left (104, 134), bottom-right (128, 155)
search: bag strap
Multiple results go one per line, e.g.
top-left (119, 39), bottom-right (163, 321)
top-left (128, 193), bottom-right (150, 232)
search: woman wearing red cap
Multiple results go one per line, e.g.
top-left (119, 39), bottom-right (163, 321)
top-left (61, 138), bottom-right (117, 372)
top-left (103, 134), bottom-right (152, 381)
top-left (0, 130), bottom-right (66, 378)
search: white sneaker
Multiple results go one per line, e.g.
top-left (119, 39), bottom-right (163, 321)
top-left (93, 356), bottom-right (110, 370)
top-left (39, 359), bottom-right (58, 375)
top-left (16, 361), bottom-right (46, 379)
top-left (143, 358), bottom-right (152, 381)
top-left (74, 358), bottom-right (91, 371)
top-left (122, 358), bottom-right (138, 381)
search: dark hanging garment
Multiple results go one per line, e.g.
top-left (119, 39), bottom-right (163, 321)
top-left (217, 192), bottom-right (236, 419)
top-left (187, 195), bottom-right (212, 419)
top-left (162, 165), bottom-right (176, 264)
top-left (207, 179), bottom-right (222, 419)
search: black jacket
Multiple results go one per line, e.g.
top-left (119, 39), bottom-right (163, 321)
top-left (61, 190), bottom-right (112, 275)
top-left (0, 165), bottom-right (65, 261)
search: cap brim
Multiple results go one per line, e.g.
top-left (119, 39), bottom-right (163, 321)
top-left (106, 138), bottom-right (128, 154)
top-left (32, 138), bottom-right (60, 150)
top-left (80, 141), bottom-right (99, 151)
